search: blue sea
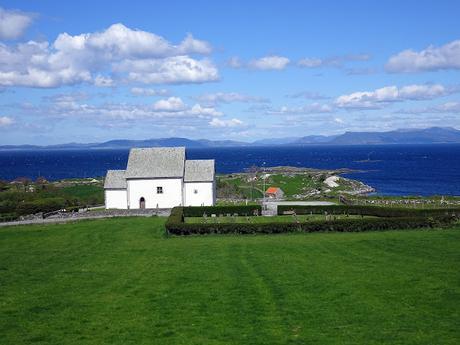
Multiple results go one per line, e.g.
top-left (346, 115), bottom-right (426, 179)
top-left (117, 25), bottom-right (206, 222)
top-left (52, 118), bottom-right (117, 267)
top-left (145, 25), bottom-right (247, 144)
top-left (0, 144), bottom-right (459, 196)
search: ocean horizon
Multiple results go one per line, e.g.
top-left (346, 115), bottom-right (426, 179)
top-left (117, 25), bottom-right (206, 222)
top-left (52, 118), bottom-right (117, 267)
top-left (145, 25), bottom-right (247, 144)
top-left (0, 144), bottom-right (459, 197)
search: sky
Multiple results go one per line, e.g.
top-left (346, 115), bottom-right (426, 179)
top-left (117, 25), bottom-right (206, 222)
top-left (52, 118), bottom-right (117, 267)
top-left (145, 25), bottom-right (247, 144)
top-left (0, 0), bottom-right (459, 145)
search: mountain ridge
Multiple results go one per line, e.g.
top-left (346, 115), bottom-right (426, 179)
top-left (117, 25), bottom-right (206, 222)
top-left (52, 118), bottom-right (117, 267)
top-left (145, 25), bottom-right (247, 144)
top-left (1, 127), bottom-right (459, 150)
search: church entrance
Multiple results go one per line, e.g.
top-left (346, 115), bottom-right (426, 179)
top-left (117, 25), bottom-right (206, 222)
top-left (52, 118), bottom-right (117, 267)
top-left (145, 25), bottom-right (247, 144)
top-left (139, 197), bottom-right (146, 209)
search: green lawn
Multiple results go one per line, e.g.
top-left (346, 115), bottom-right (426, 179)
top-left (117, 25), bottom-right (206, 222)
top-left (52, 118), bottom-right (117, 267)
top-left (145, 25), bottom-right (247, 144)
top-left (0, 218), bottom-right (459, 344)
top-left (185, 214), bottom-right (373, 224)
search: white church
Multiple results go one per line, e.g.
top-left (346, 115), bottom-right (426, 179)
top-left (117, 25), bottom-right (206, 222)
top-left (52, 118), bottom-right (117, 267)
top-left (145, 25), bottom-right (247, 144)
top-left (104, 147), bottom-right (215, 209)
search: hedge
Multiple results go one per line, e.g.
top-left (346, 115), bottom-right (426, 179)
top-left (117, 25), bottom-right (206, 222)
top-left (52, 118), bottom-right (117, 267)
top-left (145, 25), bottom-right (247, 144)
top-left (182, 205), bottom-right (262, 217)
top-left (165, 206), bottom-right (457, 235)
top-left (277, 205), bottom-right (460, 218)
top-left (15, 197), bottom-right (67, 216)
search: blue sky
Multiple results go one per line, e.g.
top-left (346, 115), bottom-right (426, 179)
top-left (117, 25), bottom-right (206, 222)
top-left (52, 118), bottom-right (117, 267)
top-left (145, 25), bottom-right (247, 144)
top-left (0, 0), bottom-right (459, 144)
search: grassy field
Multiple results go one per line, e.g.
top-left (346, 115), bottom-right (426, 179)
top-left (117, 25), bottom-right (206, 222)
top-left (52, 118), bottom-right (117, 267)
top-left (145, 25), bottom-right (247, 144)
top-left (0, 218), bottom-right (459, 344)
top-left (185, 214), bottom-right (373, 224)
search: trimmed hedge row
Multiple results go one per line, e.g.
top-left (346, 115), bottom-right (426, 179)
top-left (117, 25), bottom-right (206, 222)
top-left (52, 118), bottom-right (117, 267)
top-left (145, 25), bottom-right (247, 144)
top-left (182, 205), bottom-right (262, 217)
top-left (165, 206), bottom-right (457, 235)
top-left (277, 205), bottom-right (460, 218)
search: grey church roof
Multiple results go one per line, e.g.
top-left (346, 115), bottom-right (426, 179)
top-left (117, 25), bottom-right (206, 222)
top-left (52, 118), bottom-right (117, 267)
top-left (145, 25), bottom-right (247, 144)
top-left (104, 170), bottom-right (127, 189)
top-left (184, 160), bottom-right (215, 182)
top-left (125, 147), bottom-right (186, 178)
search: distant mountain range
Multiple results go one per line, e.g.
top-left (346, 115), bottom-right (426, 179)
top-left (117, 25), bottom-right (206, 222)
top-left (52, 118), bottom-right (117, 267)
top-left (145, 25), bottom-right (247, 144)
top-left (1, 127), bottom-right (460, 150)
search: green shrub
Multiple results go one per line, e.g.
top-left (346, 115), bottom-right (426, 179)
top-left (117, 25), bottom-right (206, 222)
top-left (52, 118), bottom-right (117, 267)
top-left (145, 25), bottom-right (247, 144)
top-left (16, 197), bottom-right (67, 216)
top-left (183, 205), bottom-right (261, 217)
top-left (277, 205), bottom-right (460, 218)
top-left (0, 200), bottom-right (16, 214)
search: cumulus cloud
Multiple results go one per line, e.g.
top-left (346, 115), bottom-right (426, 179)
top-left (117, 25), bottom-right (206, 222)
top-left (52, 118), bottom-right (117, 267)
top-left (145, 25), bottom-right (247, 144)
top-left (189, 104), bottom-right (222, 117)
top-left (152, 97), bottom-right (186, 111)
top-left (196, 92), bottom-right (268, 104)
top-left (248, 55), bottom-right (290, 70)
top-left (114, 56), bottom-right (218, 84)
top-left (94, 75), bottom-right (114, 87)
top-left (0, 7), bottom-right (34, 40)
top-left (335, 84), bottom-right (453, 109)
top-left (130, 87), bottom-right (169, 96)
top-left (0, 116), bottom-right (14, 127)
top-left (209, 118), bottom-right (243, 127)
top-left (0, 23), bottom-right (218, 87)
top-left (386, 39), bottom-right (460, 72)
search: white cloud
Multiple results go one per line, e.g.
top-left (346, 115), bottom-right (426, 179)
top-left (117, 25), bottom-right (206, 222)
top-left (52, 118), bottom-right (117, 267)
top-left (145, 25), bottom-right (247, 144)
top-left (37, 95), bottom-right (222, 121)
top-left (115, 56), bottom-right (219, 84)
top-left (94, 75), bottom-right (114, 87)
top-left (130, 87), bottom-right (169, 96)
top-left (249, 55), bottom-right (290, 70)
top-left (399, 101), bottom-right (460, 114)
top-left (298, 58), bottom-right (323, 68)
top-left (0, 7), bottom-right (34, 40)
top-left (177, 33), bottom-right (212, 55)
top-left (209, 118), bottom-right (243, 127)
top-left (0, 23), bottom-right (217, 87)
top-left (196, 92), bottom-right (268, 104)
top-left (287, 91), bottom-right (330, 100)
top-left (0, 116), bottom-right (14, 127)
top-left (298, 54), bottom-right (371, 68)
top-left (386, 39), bottom-right (460, 72)
top-left (189, 104), bottom-right (223, 117)
top-left (336, 84), bottom-right (452, 109)
top-left (265, 103), bottom-right (334, 115)
top-left (152, 97), bottom-right (186, 111)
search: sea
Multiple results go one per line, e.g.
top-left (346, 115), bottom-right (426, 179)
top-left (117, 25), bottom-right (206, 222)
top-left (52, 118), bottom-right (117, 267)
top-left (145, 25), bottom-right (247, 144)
top-left (0, 144), bottom-right (459, 196)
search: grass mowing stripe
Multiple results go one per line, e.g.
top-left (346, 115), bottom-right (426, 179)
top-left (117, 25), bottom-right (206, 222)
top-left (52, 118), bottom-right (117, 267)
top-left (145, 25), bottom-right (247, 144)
top-left (0, 219), bottom-right (459, 344)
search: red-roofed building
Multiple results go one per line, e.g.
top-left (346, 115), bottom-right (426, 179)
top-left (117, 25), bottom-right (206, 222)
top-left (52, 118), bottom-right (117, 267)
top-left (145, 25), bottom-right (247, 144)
top-left (265, 187), bottom-right (284, 199)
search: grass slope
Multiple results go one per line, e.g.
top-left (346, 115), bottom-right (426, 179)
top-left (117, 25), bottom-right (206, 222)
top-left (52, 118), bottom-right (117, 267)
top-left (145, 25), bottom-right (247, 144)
top-left (0, 218), bottom-right (459, 344)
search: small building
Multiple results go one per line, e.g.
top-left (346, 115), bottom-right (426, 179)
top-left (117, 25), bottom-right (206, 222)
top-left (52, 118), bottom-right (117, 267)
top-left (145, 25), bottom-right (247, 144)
top-left (265, 187), bottom-right (284, 199)
top-left (104, 147), bottom-right (215, 209)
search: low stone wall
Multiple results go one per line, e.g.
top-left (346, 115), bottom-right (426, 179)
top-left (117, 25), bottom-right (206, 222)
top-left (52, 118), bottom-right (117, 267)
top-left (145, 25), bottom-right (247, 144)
top-left (1, 208), bottom-right (171, 228)
top-left (46, 208), bottom-right (171, 219)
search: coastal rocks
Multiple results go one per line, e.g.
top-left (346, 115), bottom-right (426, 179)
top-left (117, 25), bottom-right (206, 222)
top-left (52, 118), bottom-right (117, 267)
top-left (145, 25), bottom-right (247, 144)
top-left (324, 176), bottom-right (340, 188)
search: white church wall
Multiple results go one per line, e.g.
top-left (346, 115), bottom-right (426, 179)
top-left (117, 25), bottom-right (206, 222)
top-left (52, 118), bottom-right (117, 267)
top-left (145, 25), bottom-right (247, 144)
top-left (128, 178), bottom-right (183, 209)
top-left (105, 189), bottom-right (128, 209)
top-left (184, 182), bottom-right (214, 206)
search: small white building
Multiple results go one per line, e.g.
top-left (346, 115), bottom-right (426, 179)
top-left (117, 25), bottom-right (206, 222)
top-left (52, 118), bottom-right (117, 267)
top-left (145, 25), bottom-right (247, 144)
top-left (104, 147), bottom-right (215, 209)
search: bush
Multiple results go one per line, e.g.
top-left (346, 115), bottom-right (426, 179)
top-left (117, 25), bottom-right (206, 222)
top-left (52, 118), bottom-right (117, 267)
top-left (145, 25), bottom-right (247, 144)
top-left (16, 197), bottom-right (67, 216)
top-left (165, 206), bottom-right (457, 235)
top-left (277, 205), bottom-right (460, 218)
top-left (183, 205), bottom-right (261, 217)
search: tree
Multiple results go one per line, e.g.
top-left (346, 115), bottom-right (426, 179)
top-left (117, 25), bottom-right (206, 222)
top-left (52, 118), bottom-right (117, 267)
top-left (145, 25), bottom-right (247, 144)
top-left (14, 177), bottom-right (32, 192)
top-left (36, 176), bottom-right (48, 190)
top-left (0, 180), bottom-right (8, 191)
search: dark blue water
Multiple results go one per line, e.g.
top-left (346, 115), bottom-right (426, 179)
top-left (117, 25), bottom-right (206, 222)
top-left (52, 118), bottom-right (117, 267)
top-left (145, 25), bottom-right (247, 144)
top-left (0, 145), bottom-right (459, 196)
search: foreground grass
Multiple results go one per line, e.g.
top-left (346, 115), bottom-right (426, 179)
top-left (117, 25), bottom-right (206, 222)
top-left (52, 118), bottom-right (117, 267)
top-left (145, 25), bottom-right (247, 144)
top-left (0, 218), bottom-right (459, 344)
